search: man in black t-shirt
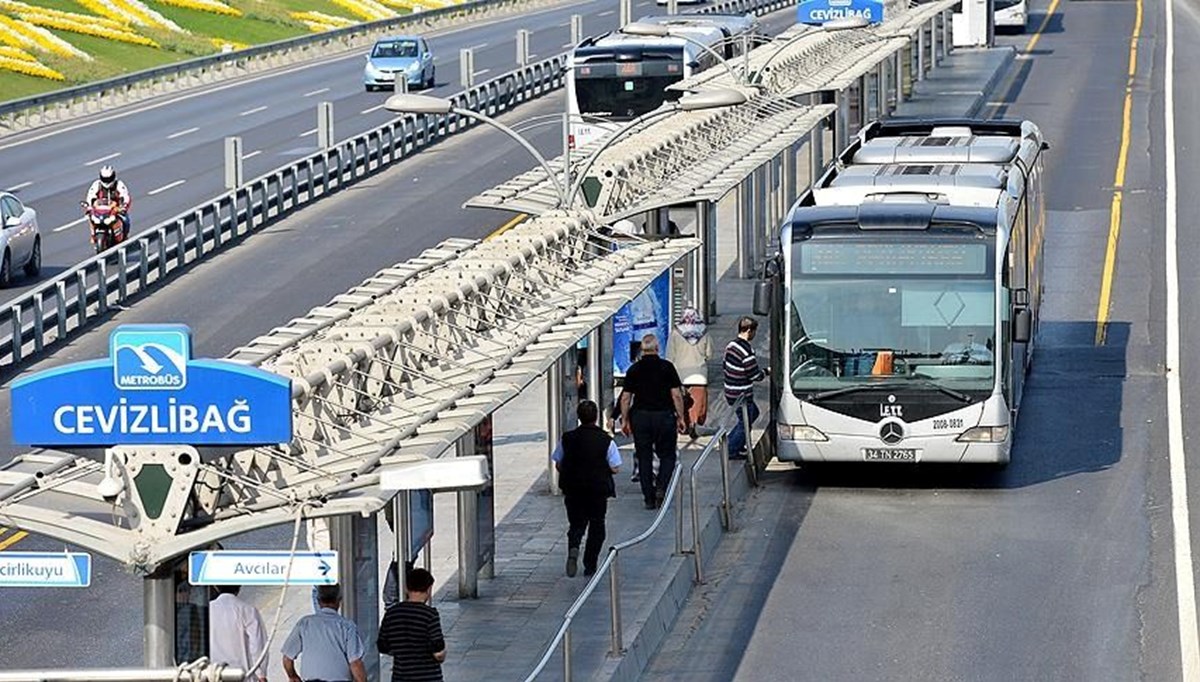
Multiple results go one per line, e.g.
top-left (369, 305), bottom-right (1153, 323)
top-left (378, 568), bottom-right (446, 682)
top-left (620, 334), bottom-right (687, 509)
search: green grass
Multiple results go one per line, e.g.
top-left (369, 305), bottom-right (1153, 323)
top-left (0, 0), bottom-right (380, 102)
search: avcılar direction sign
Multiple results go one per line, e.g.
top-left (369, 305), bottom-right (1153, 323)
top-left (0, 552), bottom-right (91, 587)
top-left (10, 324), bottom-right (292, 447)
top-left (797, 0), bottom-right (884, 25)
top-left (189, 551), bottom-right (339, 586)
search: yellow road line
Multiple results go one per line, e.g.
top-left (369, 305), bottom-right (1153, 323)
top-left (988, 0), bottom-right (1064, 118)
top-left (1095, 0), bottom-right (1144, 345)
top-left (1025, 0), bottom-right (1064, 54)
top-left (0, 530), bottom-right (28, 551)
top-left (485, 213), bottom-right (528, 241)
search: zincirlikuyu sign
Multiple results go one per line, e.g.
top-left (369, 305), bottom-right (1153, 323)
top-left (11, 324), bottom-right (292, 447)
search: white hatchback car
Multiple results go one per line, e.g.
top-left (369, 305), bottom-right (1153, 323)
top-left (0, 191), bottom-right (41, 286)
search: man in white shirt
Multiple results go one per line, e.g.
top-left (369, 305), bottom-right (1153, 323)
top-left (208, 585), bottom-right (269, 682)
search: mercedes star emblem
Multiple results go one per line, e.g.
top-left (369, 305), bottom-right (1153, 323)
top-left (879, 421), bottom-right (905, 445)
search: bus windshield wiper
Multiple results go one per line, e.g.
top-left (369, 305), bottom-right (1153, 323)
top-left (808, 379), bottom-right (971, 403)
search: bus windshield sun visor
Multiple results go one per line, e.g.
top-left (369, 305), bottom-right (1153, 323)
top-left (856, 200), bottom-right (936, 230)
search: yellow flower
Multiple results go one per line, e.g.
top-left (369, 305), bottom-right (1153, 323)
top-left (378, 0), bottom-right (447, 9)
top-left (290, 10), bottom-right (356, 27)
top-left (77, 0), bottom-right (186, 32)
top-left (209, 36), bottom-right (248, 50)
top-left (0, 54), bottom-right (65, 79)
top-left (0, 15), bottom-right (91, 59)
top-left (329, 0), bottom-right (395, 22)
top-left (0, 44), bottom-right (34, 60)
top-left (150, 0), bottom-right (242, 17)
top-left (20, 12), bottom-right (160, 47)
top-left (0, 0), bottom-right (131, 30)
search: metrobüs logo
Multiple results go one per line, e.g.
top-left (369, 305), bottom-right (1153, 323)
top-left (111, 327), bottom-right (190, 391)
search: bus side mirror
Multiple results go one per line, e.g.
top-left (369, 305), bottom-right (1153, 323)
top-left (753, 280), bottom-right (771, 316)
top-left (1013, 307), bottom-right (1032, 343)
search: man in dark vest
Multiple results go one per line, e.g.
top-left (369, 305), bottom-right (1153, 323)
top-left (552, 400), bottom-right (622, 577)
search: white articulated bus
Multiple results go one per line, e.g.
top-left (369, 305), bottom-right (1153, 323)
top-left (566, 13), bottom-right (760, 149)
top-left (755, 119), bottom-right (1047, 466)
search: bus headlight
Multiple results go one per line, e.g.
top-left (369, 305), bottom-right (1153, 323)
top-left (778, 423), bottom-right (828, 442)
top-left (956, 426), bottom-right (1010, 443)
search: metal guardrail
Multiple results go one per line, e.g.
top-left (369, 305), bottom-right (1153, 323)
top-left (0, 0), bottom-right (794, 373)
top-left (0, 54), bottom-right (566, 370)
top-left (0, 0), bottom-right (562, 137)
top-left (523, 394), bottom-right (753, 681)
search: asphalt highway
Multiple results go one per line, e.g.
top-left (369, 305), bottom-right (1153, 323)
top-left (643, 0), bottom-right (1196, 678)
top-left (0, 0), bottom-right (662, 299)
top-left (0, 5), bottom-right (800, 670)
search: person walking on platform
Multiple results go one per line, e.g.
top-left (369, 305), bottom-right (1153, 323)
top-left (207, 584), bottom-right (268, 682)
top-left (378, 568), bottom-right (447, 681)
top-left (620, 334), bottom-right (687, 509)
top-left (552, 399), bottom-right (621, 576)
top-left (668, 305), bottom-right (712, 439)
top-left (281, 584), bottom-right (368, 682)
top-left (723, 316), bottom-right (767, 460)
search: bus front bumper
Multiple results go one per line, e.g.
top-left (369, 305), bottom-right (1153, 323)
top-left (776, 434), bottom-right (1010, 465)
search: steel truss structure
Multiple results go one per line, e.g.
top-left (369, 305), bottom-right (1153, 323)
top-left (0, 214), bottom-right (696, 573)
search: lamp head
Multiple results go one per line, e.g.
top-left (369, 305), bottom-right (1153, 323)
top-left (620, 22), bottom-right (672, 37)
top-left (677, 88), bottom-right (747, 111)
top-left (384, 93), bottom-right (454, 115)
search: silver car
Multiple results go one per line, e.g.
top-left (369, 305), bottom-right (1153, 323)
top-left (0, 191), bottom-right (40, 287)
top-left (363, 36), bottom-right (435, 91)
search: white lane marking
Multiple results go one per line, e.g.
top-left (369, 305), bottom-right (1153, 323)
top-left (598, 9), bottom-right (615, 15)
top-left (303, 88), bottom-right (330, 97)
top-left (299, 128), bottom-right (317, 137)
top-left (5, 181), bottom-right (31, 191)
top-left (361, 103), bottom-right (387, 114)
top-left (239, 105), bottom-right (268, 116)
top-left (562, 42), bottom-right (574, 48)
top-left (527, 52), bottom-right (538, 59)
top-left (167, 126), bottom-right (199, 139)
top-left (84, 151), bottom-right (120, 167)
top-left (1165, 0), bottom-right (1200, 677)
top-left (147, 179), bottom-right (185, 195)
top-left (470, 42), bottom-right (488, 50)
top-left (474, 69), bottom-right (491, 77)
top-left (53, 216), bottom-right (87, 232)
top-left (243, 150), bottom-right (262, 159)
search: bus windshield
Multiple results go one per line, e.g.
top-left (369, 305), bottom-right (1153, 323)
top-left (788, 237), bottom-right (997, 397)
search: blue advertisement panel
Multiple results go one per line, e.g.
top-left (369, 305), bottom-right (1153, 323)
top-left (612, 271), bottom-right (672, 377)
top-left (797, 0), bottom-right (884, 25)
top-left (11, 324), bottom-right (292, 447)
top-left (408, 490), bottom-right (434, 559)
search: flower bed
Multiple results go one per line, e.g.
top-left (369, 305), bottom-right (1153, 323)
top-left (208, 36), bottom-right (247, 49)
top-left (0, 15), bottom-right (91, 59)
top-left (329, 0), bottom-right (394, 21)
top-left (19, 12), bottom-right (160, 47)
top-left (291, 9), bottom-right (355, 28)
top-left (0, 0), bottom-right (131, 30)
top-left (378, 0), bottom-right (448, 9)
top-left (0, 44), bottom-right (33, 60)
top-left (78, 0), bottom-right (186, 32)
top-left (151, 0), bottom-right (242, 17)
top-left (0, 53), bottom-right (64, 79)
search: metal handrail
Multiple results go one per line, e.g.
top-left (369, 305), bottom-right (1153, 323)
top-left (687, 392), bottom-right (751, 583)
top-left (523, 391), bottom-right (759, 681)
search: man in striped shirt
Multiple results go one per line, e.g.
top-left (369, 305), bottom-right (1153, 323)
top-left (723, 316), bottom-right (766, 459)
top-left (378, 568), bottom-right (446, 681)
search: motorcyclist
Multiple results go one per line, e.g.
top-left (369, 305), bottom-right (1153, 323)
top-left (83, 165), bottom-right (131, 241)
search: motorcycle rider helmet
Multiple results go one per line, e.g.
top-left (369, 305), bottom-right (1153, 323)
top-left (99, 165), bottom-right (117, 190)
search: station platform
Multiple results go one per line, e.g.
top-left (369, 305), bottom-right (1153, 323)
top-left (253, 41), bottom-right (1017, 682)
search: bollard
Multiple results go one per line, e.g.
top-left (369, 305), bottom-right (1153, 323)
top-left (667, 0), bottom-right (677, 13)
top-left (516, 28), bottom-right (530, 66)
top-left (317, 101), bottom-right (334, 150)
top-left (223, 136), bottom-right (243, 190)
top-left (460, 48), bottom-right (474, 88)
top-left (619, 0), bottom-right (631, 25)
top-left (570, 14), bottom-right (583, 45)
